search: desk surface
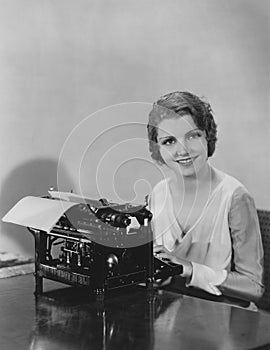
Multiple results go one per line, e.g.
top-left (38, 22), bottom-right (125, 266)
top-left (0, 274), bottom-right (270, 350)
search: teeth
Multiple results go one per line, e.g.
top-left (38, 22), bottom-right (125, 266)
top-left (177, 158), bottom-right (192, 164)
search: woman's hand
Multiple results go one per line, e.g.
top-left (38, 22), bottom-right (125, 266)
top-left (153, 245), bottom-right (223, 296)
top-left (154, 276), bottom-right (172, 288)
top-left (154, 245), bottom-right (193, 279)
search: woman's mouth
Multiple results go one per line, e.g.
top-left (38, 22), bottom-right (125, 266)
top-left (176, 156), bottom-right (197, 167)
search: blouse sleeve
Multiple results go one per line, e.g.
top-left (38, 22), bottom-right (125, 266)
top-left (218, 187), bottom-right (264, 302)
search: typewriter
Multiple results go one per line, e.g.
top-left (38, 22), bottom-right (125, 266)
top-left (2, 191), bottom-right (183, 299)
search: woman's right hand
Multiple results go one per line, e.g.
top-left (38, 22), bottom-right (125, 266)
top-left (153, 244), bottom-right (193, 279)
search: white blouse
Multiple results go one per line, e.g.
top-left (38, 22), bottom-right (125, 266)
top-left (150, 169), bottom-right (264, 301)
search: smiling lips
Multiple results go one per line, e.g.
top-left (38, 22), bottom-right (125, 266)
top-left (176, 156), bottom-right (197, 166)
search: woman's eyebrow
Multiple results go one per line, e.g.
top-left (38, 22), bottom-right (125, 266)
top-left (184, 128), bottom-right (201, 136)
top-left (157, 135), bottom-right (175, 141)
top-left (157, 128), bottom-right (200, 140)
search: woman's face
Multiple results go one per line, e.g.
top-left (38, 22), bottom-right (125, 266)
top-left (157, 114), bottom-right (208, 178)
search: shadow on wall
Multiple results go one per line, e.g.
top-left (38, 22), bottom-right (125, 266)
top-left (0, 158), bottom-right (73, 256)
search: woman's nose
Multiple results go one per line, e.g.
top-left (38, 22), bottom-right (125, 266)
top-left (174, 140), bottom-right (189, 157)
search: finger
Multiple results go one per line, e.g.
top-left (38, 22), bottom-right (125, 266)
top-left (160, 276), bottom-right (172, 287)
top-left (203, 284), bottom-right (217, 295)
top-left (153, 278), bottom-right (164, 288)
top-left (154, 244), bottom-right (171, 254)
top-left (155, 279), bottom-right (162, 284)
top-left (205, 283), bottom-right (222, 296)
top-left (155, 252), bottom-right (171, 261)
top-left (154, 276), bottom-right (172, 287)
top-left (153, 243), bottom-right (163, 248)
top-left (209, 283), bottom-right (222, 296)
top-left (154, 250), bottom-right (166, 257)
top-left (153, 245), bottom-right (164, 253)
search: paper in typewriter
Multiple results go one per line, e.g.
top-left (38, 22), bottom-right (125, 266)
top-left (48, 191), bottom-right (102, 207)
top-left (2, 196), bottom-right (77, 232)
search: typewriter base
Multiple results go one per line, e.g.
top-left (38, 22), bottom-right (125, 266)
top-left (32, 230), bottom-right (154, 300)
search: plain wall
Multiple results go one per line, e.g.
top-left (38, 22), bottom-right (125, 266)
top-left (0, 0), bottom-right (269, 256)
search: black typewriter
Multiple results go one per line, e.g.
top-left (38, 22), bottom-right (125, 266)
top-left (4, 191), bottom-right (183, 299)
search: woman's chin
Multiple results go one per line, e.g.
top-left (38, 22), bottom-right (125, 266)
top-left (173, 165), bottom-right (197, 178)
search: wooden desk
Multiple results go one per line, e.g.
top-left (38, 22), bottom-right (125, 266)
top-left (0, 274), bottom-right (270, 350)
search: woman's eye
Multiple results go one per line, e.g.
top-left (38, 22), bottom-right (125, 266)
top-left (186, 131), bottom-right (202, 141)
top-left (161, 137), bottom-right (175, 145)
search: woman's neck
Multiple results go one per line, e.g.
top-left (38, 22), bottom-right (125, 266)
top-left (172, 163), bottom-right (213, 193)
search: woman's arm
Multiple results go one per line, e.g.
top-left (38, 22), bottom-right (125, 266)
top-left (154, 245), bottom-right (225, 296)
top-left (218, 187), bottom-right (264, 302)
top-left (153, 187), bottom-right (265, 301)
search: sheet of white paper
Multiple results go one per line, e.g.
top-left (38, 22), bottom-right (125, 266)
top-left (47, 191), bottom-right (72, 202)
top-left (48, 191), bottom-right (103, 207)
top-left (2, 196), bottom-right (77, 232)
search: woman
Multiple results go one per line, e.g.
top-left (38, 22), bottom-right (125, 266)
top-left (147, 91), bottom-right (264, 303)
